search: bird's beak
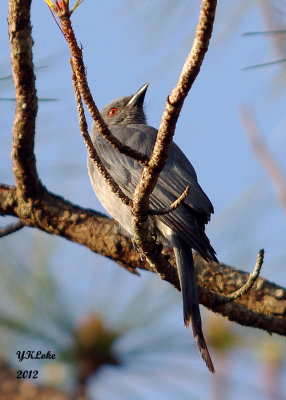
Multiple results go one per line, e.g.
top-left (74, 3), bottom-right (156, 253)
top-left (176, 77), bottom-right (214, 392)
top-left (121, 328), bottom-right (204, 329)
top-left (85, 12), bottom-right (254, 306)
top-left (127, 83), bottom-right (149, 107)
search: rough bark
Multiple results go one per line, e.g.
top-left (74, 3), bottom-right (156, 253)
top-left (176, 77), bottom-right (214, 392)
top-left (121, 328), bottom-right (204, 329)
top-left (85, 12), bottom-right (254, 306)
top-left (1, 184), bottom-right (286, 336)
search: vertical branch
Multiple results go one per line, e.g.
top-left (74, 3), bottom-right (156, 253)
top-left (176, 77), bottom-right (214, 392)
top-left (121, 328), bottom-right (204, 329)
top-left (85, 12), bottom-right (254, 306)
top-left (70, 63), bottom-right (132, 206)
top-left (8, 0), bottom-right (42, 198)
top-left (131, 0), bottom-right (217, 261)
top-left (44, 4), bottom-right (148, 165)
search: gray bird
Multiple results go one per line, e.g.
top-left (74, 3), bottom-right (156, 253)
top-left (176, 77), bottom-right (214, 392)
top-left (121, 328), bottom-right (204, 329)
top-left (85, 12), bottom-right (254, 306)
top-left (88, 83), bottom-right (217, 373)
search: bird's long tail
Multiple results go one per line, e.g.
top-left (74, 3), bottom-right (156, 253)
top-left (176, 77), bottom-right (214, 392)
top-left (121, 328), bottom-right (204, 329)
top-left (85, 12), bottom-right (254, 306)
top-left (171, 235), bottom-right (215, 373)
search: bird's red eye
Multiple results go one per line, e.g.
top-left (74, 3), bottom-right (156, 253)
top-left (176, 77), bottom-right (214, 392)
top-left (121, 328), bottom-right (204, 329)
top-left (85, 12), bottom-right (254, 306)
top-left (108, 108), bottom-right (117, 116)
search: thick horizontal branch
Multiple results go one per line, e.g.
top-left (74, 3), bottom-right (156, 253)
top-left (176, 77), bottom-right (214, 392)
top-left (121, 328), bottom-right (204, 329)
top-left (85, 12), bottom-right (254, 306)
top-left (1, 183), bottom-right (285, 336)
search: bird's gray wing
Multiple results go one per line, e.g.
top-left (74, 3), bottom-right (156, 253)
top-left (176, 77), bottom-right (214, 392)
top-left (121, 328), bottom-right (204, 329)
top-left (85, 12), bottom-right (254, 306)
top-left (91, 125), bottom-right (151, 196)
top-left (92, 124), bottom-right (213, 210)
top-left (92, 124), bottom-right (215, 257)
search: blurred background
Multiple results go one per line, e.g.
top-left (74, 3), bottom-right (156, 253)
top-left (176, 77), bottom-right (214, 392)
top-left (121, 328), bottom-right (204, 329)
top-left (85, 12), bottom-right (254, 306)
top-left (0, 0), bottom-right (286, 398)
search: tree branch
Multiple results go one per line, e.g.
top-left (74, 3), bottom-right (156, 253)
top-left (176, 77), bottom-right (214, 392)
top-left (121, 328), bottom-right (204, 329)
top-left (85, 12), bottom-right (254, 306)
top-left (0, 221), bottom-right (24, 237)
top-left (131, 0), bottom-right (217, 272)
top-left (0, 185), bottom-right (285, 335)
top-left (215, 249), bottom-right (264, 304)
top-left (71, 64), bottom-right (132, 207)
top-left (45, 1), bottom-right (149, 166)
top-left (8, 0), bottom-right (43, 198)
top-left (149, 185), bottom-right (190, 216)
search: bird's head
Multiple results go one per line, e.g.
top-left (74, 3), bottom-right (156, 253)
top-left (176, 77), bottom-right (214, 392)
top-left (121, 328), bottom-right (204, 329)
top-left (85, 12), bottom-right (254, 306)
top-left (100, 83), bottom-right (148, 126)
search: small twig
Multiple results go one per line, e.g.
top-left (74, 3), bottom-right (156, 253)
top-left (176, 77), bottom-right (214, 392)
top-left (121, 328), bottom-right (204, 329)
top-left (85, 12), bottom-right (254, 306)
top-left (243, 30), bottom-right (286, 36)
top-left (239, 106), bottom-right (286, 214)
top-left (243, 59), bottom-right (286, 70)
top-left (149, 185), bottom-right (190, 216)
top-left (0, 221), bottom-right (24, 237)
top-left (71, 63), bottom-right (131, 207)
top-left (216, 249), bottom-right (264, 305)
